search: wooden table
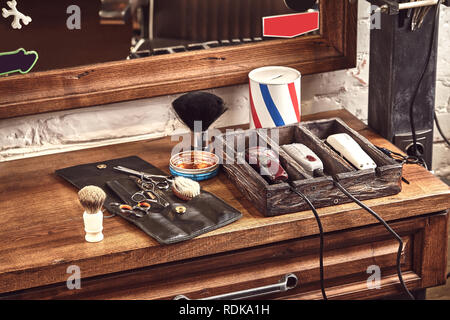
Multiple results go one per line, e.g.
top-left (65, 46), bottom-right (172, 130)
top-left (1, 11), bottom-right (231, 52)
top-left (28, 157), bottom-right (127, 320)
top-left (0, 110), bottom-right (449, 300)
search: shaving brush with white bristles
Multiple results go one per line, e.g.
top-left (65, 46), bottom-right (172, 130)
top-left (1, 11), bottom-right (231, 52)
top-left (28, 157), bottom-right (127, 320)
top-left (172, 176), bottom-right (201, 201)
top-left (78, 186), bottom-right (106, 243)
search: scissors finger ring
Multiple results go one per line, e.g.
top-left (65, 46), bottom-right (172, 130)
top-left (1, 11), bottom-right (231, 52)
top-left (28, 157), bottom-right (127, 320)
top-left (131, 191), bottom-right (158, 203)
top-left (110, 202), bottom-right (146, 218)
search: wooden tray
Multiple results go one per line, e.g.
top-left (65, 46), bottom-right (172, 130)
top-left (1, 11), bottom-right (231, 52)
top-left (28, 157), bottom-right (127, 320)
top-left (217, 118), bottom-right (403, 216)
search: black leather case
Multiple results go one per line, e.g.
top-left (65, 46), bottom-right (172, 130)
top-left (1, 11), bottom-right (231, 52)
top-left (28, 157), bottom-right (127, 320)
top-left (56, 156), bottom-right (242, 244)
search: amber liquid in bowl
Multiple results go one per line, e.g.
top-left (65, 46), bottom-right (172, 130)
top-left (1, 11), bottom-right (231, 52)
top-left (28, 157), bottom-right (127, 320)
top-left (174, 155), bottom-right (215, 170)
top-left (176, 162), bottom-right (212, 170)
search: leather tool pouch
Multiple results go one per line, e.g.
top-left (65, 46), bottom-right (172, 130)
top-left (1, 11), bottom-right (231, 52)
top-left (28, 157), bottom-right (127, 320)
top-left (56, 156), bottom-right (242, 244)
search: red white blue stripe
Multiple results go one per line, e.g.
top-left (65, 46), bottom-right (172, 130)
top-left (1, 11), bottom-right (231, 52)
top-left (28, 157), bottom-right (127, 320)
top-left (249, 79), bottom-right (301, 129)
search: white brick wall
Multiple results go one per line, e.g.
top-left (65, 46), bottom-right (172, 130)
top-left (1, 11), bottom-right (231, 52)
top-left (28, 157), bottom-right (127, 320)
top-left (0, 2), bottom-right (449, 181)
top-left (434, 3), bottom-right (450, 181)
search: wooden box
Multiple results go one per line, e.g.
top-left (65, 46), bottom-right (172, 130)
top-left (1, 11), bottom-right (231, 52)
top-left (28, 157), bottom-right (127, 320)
top-left (217, 118), bottom-right (403, 217)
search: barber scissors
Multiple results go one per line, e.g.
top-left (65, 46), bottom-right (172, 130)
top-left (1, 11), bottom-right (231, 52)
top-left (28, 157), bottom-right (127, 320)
top-left (129, 175), bottom-right (170, 207)
top-left (110, 201), bottom-right (152, 218)
top-left (114, 166), bottom-right (172, 190)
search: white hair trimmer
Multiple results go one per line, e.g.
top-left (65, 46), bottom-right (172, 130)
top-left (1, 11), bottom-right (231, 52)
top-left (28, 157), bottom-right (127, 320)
top-left (326, 133), bottom-right (377, 170)
top-left (282, 143), bottom-right (324, 177)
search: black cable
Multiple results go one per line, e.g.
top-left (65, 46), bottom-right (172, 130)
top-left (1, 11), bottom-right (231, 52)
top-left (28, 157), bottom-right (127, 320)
top-left (435, 111), bottom-right (450, 147)
top-left (409, 2), bottom-right (441, 167)
top-left (332, 179), bottom-right (415, 300)
top-left (290, 186), bottom-right (328, 300)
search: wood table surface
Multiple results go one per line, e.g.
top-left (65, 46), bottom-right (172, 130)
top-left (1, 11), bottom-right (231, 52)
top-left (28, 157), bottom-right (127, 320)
top-left (0, 109), bottom-right (449, 294)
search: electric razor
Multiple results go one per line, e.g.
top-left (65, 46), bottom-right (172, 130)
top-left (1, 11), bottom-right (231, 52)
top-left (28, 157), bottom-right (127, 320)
top-left (326, 133), bottom-right (377, 170)
top-left (281, 143), bottom-right (324, 177)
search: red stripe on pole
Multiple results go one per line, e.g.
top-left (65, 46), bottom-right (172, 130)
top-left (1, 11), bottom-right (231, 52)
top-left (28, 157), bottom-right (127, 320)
top-left (288, 82), bottom-right (301, 122)
top-left (249, 82), bottom-right (262, 128)
top-left (263, 11), bottom-right (319, 38)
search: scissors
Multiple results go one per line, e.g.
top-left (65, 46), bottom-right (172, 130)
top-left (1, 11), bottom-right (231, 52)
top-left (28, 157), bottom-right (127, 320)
top-left (114, 166), bottom-right (172, 190)
top-left (110, 201), bottom-right (152, 218)
top-left (129, 175), bottom-right (170, 207)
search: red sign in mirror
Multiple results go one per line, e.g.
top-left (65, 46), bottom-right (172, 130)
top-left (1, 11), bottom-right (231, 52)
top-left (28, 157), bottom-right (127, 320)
top-left (263, 11), bottom-right (319, 38)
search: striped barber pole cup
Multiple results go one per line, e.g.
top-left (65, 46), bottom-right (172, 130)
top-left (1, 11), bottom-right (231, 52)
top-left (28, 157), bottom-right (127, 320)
top-left (249, 66), bottom-right (301, 129)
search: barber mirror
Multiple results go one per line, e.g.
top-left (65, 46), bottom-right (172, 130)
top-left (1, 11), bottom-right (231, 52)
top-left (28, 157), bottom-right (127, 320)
top-left (0, 0), bottom-right (319, 74)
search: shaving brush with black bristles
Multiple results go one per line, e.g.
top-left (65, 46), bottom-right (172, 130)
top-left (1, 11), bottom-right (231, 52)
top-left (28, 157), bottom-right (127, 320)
top-left (172, 91), bottom-right (227, 150)
top-left (78, 186), bottom-right (106, 243)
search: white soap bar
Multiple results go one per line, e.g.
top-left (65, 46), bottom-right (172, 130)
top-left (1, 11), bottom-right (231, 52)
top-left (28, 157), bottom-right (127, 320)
top-left (282, 143), bottom-right (324, 176)
top-left (326, 133), bottom-right (377, 170)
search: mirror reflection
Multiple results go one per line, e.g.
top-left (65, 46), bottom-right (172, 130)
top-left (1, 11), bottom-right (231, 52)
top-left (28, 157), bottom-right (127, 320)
top-left (0, 0), bottom-right (319, 74)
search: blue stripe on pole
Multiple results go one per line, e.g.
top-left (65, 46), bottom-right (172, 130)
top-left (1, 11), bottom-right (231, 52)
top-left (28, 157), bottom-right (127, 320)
top-left (259, 84), bottom-right (285, 127)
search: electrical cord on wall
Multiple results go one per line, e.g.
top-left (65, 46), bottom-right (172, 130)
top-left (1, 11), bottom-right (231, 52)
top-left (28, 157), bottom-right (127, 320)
top-left (290, 186), bottom-right (328, 300)
top-left (332, 179), bottom-right (415, 300)
top-left (409, 1), bottom-right (441, 167)
top-left (434, 111), bottom-right (450, 147)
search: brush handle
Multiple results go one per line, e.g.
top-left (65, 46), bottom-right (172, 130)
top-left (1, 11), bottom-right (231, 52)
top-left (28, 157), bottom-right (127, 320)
top-left (192, 131), bottom-right (205, 151)
top-left (83, 211), bottom-right (104, 243)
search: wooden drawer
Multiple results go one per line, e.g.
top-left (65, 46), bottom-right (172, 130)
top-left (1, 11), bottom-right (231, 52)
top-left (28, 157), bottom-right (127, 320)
top-left (2, 212), bottom-right (447, 300)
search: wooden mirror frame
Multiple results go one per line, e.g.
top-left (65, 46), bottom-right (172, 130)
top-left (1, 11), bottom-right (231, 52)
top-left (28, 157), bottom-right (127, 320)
top-left (0, 0), bottom-right (356, 119)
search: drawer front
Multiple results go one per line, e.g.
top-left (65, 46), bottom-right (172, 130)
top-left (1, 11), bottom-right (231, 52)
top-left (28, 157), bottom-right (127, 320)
top-left (2, 212), bottom-right (447, 300)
